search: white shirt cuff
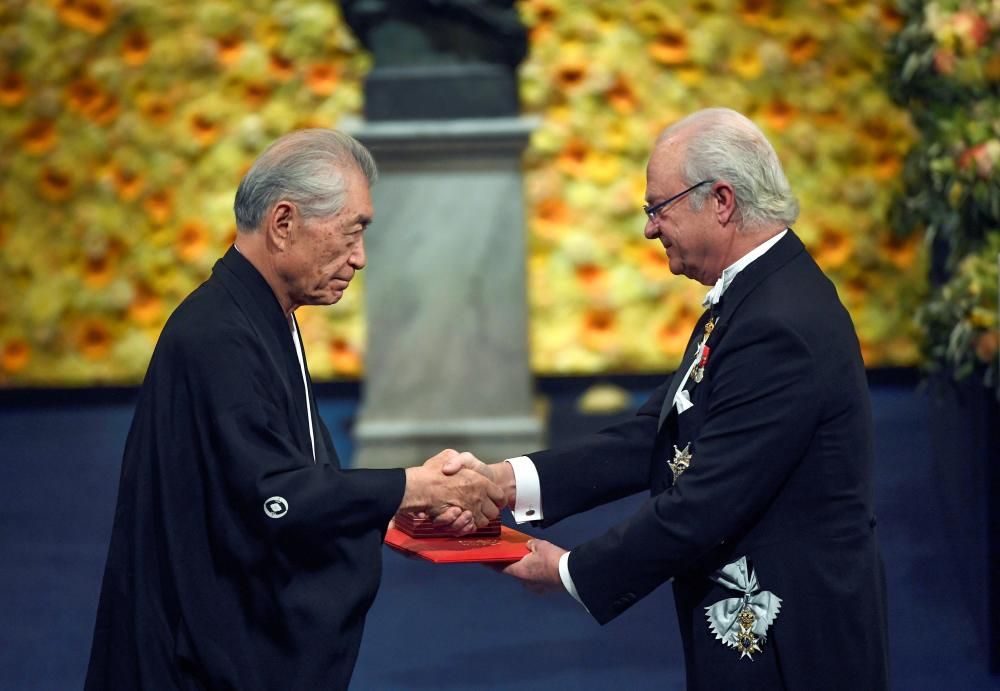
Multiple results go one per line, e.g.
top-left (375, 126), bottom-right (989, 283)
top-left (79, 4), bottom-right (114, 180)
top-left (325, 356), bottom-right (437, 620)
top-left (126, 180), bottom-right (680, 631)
top-left (506, 455), bottom-right (542, 523)
top-left (559, 551), bottom-right (589, 612)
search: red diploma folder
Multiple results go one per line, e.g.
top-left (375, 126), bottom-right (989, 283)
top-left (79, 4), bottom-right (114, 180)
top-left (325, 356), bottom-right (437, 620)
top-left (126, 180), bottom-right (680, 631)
top-left (384, 525), bottom-right (532, 564)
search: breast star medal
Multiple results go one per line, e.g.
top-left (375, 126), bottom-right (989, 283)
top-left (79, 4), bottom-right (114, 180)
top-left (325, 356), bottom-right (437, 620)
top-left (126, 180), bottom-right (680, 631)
top-left (669, 443), bottom-right (693, 482)
top-left (691, 318), bottom-right (715, 384)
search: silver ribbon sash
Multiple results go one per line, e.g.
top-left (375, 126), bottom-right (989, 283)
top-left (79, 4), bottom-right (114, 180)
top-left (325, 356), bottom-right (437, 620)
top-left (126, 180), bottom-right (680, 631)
top-left (704, 556), bottom-right (782, 660)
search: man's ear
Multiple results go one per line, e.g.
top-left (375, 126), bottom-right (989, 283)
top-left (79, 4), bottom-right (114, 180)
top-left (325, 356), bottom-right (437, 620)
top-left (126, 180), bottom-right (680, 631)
top-left (713, 182), bottom-right (737, 225)
top-left (266, 201), bottom-right (295, 250)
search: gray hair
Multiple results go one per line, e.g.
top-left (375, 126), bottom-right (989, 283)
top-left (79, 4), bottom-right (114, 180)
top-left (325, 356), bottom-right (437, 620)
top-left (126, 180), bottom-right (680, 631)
top-left (234, 129), bottom-right (378, 232)
top-left (659, 108), bottom-right (799, 230)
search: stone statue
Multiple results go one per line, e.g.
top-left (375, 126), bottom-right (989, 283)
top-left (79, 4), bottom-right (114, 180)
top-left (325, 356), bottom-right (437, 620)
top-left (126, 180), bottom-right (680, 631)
top-left (339, 0), bottom-right (528, 119)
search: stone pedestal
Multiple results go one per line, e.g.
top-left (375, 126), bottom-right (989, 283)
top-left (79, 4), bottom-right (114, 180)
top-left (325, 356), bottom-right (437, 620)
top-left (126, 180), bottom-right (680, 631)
top-left (345, 116), bottom-right (545, 468)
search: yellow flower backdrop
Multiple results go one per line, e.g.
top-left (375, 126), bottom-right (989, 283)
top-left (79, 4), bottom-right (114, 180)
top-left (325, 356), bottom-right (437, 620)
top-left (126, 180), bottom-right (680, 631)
top-left (0, 0), bottom-right (370, 384)
top-left (519, 0), bottom-right (923, 373)
top-left (0, 0), bottom-right (923, 385)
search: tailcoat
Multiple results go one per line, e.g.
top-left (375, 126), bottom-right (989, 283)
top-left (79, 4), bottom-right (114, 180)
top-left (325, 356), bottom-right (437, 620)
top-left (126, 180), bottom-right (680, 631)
top-left (530, 232), bottom-right (889, 690)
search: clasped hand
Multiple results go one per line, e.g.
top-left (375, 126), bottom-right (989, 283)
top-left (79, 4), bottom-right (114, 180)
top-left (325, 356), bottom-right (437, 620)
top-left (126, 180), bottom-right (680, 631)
top-left (401, 449), bottom-right (505, 532)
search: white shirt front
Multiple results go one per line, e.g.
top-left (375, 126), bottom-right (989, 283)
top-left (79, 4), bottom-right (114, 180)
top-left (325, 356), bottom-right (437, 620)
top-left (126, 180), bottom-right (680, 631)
top-left (290, 316), bottom-right (317, 463)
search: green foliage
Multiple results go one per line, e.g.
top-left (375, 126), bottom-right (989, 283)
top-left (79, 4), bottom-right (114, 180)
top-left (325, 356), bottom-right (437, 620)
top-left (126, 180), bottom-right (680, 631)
top-left (888, 0), bottom-right (1000, 384)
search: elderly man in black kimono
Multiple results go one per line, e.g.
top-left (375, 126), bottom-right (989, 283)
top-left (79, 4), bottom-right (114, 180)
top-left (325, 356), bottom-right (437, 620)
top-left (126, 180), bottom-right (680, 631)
top-left (85, 129), bottom-right (505, 691)
top-left (446, 108), bottom-right (890, 690)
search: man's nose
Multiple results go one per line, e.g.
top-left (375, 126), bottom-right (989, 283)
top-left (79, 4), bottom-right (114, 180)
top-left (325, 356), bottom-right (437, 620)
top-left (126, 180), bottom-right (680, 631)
top-left (644, 217), bottom-right (660, 240)
top-left (350, 238), bottom-right (366, 270)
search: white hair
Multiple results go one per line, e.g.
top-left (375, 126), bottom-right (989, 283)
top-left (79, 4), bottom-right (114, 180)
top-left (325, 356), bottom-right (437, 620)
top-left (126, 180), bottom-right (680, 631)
top-left (234, 129), bottom-right (377, 232)
top-left (658, 108), bottom-right (799, 230)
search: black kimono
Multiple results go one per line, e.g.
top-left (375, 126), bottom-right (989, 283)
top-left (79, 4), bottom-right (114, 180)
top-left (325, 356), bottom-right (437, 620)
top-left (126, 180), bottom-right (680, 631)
top-left (86, 247), bottom-right (405, 690)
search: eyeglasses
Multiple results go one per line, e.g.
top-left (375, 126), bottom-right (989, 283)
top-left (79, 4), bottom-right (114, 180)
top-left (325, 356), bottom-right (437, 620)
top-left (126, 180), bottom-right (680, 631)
top-left (643, 179), bottom-right (714, 222)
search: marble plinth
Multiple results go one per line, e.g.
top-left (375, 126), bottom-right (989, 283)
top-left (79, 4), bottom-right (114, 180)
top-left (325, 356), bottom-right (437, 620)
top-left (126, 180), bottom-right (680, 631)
top-left (345, 116), bottom-right (545, 468)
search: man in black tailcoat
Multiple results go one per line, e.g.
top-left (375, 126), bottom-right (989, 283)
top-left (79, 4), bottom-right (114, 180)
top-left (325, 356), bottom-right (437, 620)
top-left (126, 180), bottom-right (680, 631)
top-left (447, 107), bottom-right (890, 690)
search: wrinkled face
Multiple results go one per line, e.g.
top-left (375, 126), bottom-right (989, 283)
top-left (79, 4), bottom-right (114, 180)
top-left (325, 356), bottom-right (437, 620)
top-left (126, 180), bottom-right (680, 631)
top-left (643, 140), bottom-right (723, 286)
top-left (280, 168), bottom-right (372, 309)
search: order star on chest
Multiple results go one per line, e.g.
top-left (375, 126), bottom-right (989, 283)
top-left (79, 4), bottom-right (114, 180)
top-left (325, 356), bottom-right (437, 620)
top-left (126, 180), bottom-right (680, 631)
top-left (669, 443), bottom-right (693, 482)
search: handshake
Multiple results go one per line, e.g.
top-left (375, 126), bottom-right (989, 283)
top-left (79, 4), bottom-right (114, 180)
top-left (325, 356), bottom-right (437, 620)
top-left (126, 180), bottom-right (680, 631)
top-left (399, 449), bottom-right (515, 535)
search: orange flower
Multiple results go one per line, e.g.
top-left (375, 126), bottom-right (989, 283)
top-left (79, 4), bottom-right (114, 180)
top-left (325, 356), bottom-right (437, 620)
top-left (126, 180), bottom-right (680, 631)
top-left (581, 309), bottom-right (617, 352)
top-left (787, 32), bottom-right (819, 65)
top-left (269, 52), bottom-right (295, 81)
top-left (82, 252), bottom-right (114, 288)
top-left (143, 189), bottom-right (174, 224)
top-left (878, 3), bottom-right (905, 32)
top-left (607, 76), bottom-right (638, 114)
top-left (216, 34), bottom-right (243, 66)
top-left (860, 116), bottom-right (890, 141)
top-left (533, 197), bottom-right (572, 240)
top-left (575, 263), bottom-right (607, 295)
top-left (522, 0), bottom-right (558, 24)
top-left (555, 61), bottom-right (587, 89)
top-left (529, 22), bottom-right (553, 43)
top-left (656, 304), bottom-right (700, 356)
top-left (76, 319), bottom-right (112, 360)
top-left (66, 77), bottom-right (102, 114)
top-left (243, 81), bottom-right (271, 106)
top-left (762, 98), bottom-right (796, 132)
top-left (536, 196), bottom-right (571, 220)
top-left (111, 165), bottom-right (144, 201)
top-left (649, 29), bottom-right (689, 66)
top-left (137, 93), bottom-right (172, 124)
top-left (89, 92), bottom-right (120, 125)
top-left (738, 0), bottom-right (777, 25)
top-left (305, 64), bottom-right (339, 96)
top-left (638, 244), bottom-right (671, 281)
top-left (20, 119), bottom-right (57, 155)
top-left (176, 220), bottom-right (209, 263)
top-left (524, 0), bottom-right (557, 40)
top-left (0, 71), bottom-right (27, 106)
top-left (127, 284), bottom-right (164, 326)
top-left (65, 77), bottom-right (119, 124)
top-left (813, 225), bottom-right (853, 269)
top-left (121, 29), bottom-right (151, 66)
top-left (881, 233), bottom-right (919, 270)
top-left (189, 113), bottom-right (220, 146)
top-left (815, 108), bottom-right (845, 127)
top-left (39, 167), bottom-right (74, 202)
top-left (54, 0), bottom-right (113, 34)
top-left (329, 338), bottom-right (362, 376)
top-left (556, 139), bottom-right (590, 177)
top-left (844, 275), bottom-right (869, 304)
top-left (1, 338), bottom-right (30, 374)
top-left (872, 148), bottom-right (902, 180)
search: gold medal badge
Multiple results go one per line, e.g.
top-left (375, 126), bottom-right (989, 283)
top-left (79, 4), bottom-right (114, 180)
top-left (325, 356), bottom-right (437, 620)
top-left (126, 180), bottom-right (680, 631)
top-left (705, 557), bottom-right (782, 662)
top-left (691, 318), bottom-right (715, 383)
